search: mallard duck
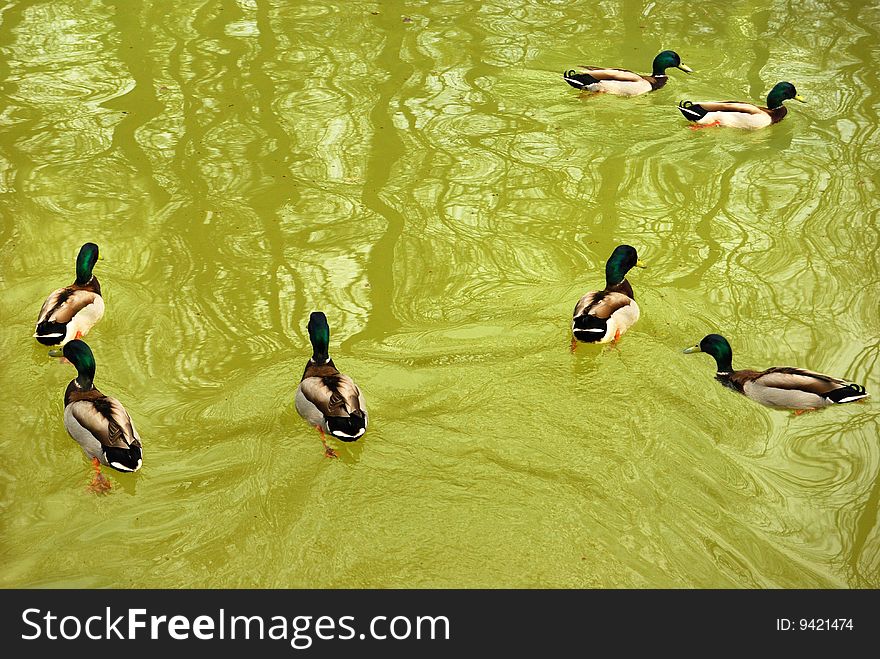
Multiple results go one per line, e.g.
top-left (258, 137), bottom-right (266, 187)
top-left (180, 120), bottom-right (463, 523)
top-left (684, 334), bottom-right (869, 411)
top-left (62, 340), bottom-right (143, 493)
top-left (572, 244), bottom-right (646, 346)
top-left (563, 50), bottom-right (692, 96)
top-left (678, 81), bottom-right (805, 129)
top-left (34, 242), bottom-right (104, 349)
top-left (295, 312), bottom-right (368, 458)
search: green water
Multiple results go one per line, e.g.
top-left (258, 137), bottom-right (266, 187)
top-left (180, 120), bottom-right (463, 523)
top-left (1, 0), bottom-right (878, 588)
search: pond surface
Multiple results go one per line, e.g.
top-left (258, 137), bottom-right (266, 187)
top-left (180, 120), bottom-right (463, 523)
top-left (1, 0), bottom-right (877, 587)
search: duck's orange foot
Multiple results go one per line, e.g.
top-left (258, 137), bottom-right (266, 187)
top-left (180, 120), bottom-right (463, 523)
top-left (88, 472), bottom-right (112, 494)
top-left (88, 458), bottom-right (111, 494)
top-left (605, 329), bottom-right (623, 352)
top-left (689, 120), bottom-right (722, 130)
top-left (316, 426), bottom-right (338, 459)
top-left (570, 336), bottom-right (578, 353)
top-left (74, 330), bottom-right (83, 340)
top-left (793, 408), bottom-right (817, 416)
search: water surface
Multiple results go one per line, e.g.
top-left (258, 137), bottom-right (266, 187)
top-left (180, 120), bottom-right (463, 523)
top-left (1, 0), bottom-right (878, 587)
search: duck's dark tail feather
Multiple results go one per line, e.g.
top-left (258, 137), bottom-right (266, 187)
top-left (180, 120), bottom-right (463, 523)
top-left (572, 314), bottom-right (607, 343)
top-left (826, 383), bottom-right (869, 404)
top-left (678, 100), bottom-right (707, 121)
top-left (563, 70), bottom-right (597, 90)
top-left (34, 320), bottom-right (66, 345)
top-left (327, 414), bottom-right (366, 441)
top-left (104, 445), bottom-right (143, 472)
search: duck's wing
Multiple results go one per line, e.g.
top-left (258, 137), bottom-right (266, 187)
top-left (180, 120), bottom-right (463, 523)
top-left (299, 374), bottom-right (365, 417)
top-left (67, 394), bottom-right (141, 450)
top-left (576, 66), bottom-right (644, 82)
top-left (693, 101), bottom-right (766, 115)
top-left (299, 373), bottom-right (367, 440)
top-left (733, 367), bottom-right (868, 408)
top-left (573, 291), bottom-right (598, 318)
top-left (65, 390), bottom-right (143, 471)
top-left (36, 287), bottom-right (101, 325)
top-left (37, 287), bottom-right (67, 324)
top-left (574, 290), bottom-right (635, 319)
top-left (752, 367), bottom-right (848, 393)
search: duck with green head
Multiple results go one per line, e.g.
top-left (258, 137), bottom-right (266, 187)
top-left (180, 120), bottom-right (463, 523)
top-left (678, 81), bottom-right (805, 129)
top-left (62, 340), bottom-right (143, 493)
top-left (563, 50), bottom-right (692, 96)
top-left (34, 243), bottom-right (104, 350)
top-left (684, 334), bottom-right (869, 411)
top-left (572, 245), bottom-right (646, 347)
top-left (295, 312), bottom-right (368, 458)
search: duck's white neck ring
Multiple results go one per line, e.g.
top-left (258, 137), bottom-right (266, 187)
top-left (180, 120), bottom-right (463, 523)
top-left (75, 375), bottom-right (93, 389)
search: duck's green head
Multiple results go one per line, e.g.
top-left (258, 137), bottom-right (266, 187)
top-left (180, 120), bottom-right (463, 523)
top-left (767, 82), bottom-right (806, 109)
top-left (63, 339), bottom-right (96, 387)
top-left (683, 333), bottom-right (734, 373)
top-left (75, 242), bottom-right (99, 285)
top-left (307, 311), bottom-right (331, 362)
top-left (605, 244), bottom-right (646, 286)
top-left (653, 50), bottom-right (692, 76)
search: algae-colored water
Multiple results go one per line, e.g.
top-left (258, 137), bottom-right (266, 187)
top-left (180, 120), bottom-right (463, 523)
top-left (1, 0), bottom-right (878, 588)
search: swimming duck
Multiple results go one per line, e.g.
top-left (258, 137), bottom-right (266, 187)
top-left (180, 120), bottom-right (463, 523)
top-left (34, 242), bottom-right (104, 350)
top-left (572, 245), bottom-right (645, 346)
top-left (678, 81), bottom-right (805, 129)
top-left (62, 340), bottom-right (143, 492)
top-left (684, 334), bottom-right (869, 411)
top-left (563, 50), bottom-right (692, 96)
top-left (295, 312), bottom-right (368, 458)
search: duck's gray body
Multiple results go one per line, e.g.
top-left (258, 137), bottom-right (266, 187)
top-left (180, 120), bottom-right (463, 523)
top-left (719, 367), bottom-right (869, 410)
top-left (64, 382), bottom-right (143, 472)
top-left (295, 359), bottom-right (368, 441)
